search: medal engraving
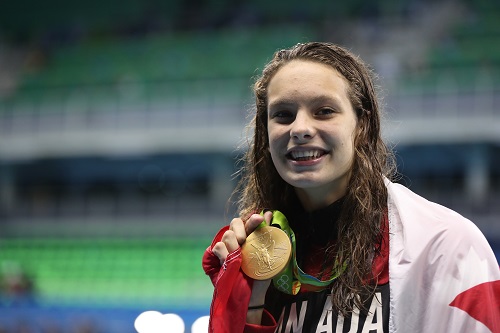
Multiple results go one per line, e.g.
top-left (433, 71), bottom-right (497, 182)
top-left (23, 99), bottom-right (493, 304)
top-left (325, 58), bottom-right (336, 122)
top-left (241, 226), bottom-right (292, 280)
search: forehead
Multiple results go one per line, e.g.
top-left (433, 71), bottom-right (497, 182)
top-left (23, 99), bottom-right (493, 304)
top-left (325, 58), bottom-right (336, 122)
top-left (267, 60), bottom-right (350, 103)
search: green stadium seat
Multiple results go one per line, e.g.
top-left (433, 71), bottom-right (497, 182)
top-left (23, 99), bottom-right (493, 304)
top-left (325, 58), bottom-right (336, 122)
top-left (0, 235), bottom-right (213, 306)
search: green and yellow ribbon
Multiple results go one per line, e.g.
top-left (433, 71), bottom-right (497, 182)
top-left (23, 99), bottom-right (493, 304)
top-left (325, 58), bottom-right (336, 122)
top-left (260, 210), bottom-right (346, 295)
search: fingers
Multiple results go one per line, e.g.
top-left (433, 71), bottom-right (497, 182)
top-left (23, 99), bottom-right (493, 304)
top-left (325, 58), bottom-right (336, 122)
top-left (222, 230), bottom-right (239, 252)
top-left (212, 229), bottom-right (239, 265)
top-left (230, 218), bottom-right (247, 245)
top-left (244, 214), bottom-right (265, 236)
top-left (263, 210), bottom-right (273, 225)
top-left (212, 211), bottom-right (275, 266)
top-left (212, 241), bottom-right (229, 265)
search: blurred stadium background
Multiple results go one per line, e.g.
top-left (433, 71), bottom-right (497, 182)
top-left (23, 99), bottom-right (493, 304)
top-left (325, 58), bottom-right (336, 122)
top-left (0, 0), bottom-right (499, 332)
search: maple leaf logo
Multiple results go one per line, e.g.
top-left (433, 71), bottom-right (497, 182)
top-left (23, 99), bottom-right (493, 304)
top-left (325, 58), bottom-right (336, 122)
top-left (449, 280), bottom-right (500, 333)
top-left (446, 246), bottom-right (500, 333)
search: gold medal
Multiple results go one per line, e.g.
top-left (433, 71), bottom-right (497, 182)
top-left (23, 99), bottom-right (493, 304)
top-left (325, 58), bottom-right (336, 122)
top-left (241, 226), bottom-right (292, 280)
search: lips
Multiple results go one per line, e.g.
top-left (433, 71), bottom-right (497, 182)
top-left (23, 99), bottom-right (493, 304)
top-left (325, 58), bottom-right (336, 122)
top-left (287, 149), bottom-right (327, 161)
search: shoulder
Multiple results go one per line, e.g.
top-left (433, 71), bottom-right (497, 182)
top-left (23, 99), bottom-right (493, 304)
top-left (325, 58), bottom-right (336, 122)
top-left (385, 180), bottom-right (497, 267)
top-left (386, 181), bottom-right (500, 332)
top-left (386, 180), bottom-right (479, 236)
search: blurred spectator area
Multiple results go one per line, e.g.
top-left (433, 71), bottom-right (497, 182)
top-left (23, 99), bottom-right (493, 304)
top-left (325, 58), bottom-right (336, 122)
top-left (0, 0), bottom-right (498, 219)
top-left (0, 0), bottom-right (499, 331)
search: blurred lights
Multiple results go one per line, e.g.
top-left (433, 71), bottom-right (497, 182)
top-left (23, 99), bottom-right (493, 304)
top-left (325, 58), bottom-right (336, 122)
top-left (134, 311), bottom-right (209, 333)
top-left (191, 316), bottom-right (210, 333)
top-left (134, 311), bottom-right (185, 333)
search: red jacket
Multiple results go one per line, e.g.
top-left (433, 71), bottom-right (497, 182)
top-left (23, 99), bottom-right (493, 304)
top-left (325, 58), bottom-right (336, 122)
top-left (202, 226), bottom-right (276, 333)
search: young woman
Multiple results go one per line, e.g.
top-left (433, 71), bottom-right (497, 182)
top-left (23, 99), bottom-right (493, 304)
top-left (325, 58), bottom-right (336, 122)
top-left (202, 42), bottom-right (500, 333)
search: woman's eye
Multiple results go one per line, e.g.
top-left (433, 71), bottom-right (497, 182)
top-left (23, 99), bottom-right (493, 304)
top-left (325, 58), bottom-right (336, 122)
top-left (317, 108), bottom-right (335, 116)
top-left (272, 110), bottom-right (293, 119)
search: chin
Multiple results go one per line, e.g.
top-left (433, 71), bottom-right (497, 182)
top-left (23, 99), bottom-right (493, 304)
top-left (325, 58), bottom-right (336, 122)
top-left (283, 176), bottom-right (324, 189)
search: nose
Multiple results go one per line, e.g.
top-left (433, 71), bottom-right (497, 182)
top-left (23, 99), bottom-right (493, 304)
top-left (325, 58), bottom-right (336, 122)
top-left (290, 111), bottom-right (315, 142)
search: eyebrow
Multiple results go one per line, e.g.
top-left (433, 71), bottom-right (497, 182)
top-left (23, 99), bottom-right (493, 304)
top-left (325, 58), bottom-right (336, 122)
top-left (268, 95), bottom-right (342, 109)
top-left (268, 99), bottom-right (296, 110)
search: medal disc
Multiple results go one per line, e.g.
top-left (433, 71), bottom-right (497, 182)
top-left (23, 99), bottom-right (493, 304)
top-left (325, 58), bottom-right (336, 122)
top-left (241, 226), bottom-right (292, 280)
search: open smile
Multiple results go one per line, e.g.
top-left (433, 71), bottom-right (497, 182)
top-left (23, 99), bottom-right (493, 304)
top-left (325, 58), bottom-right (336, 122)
top-left (286, 149), bottom-right (327, 161)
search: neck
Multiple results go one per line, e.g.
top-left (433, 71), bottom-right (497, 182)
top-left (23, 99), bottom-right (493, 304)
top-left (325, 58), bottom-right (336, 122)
top-left (295, 186), bottom-right (346, 211)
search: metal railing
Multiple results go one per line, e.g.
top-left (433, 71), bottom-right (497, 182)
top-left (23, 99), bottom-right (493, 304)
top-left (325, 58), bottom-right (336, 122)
top-left (0, 75), bottom-right (498, 158)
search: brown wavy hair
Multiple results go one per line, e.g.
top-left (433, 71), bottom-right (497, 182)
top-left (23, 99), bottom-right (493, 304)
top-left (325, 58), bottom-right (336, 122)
top-left (233, 42), bottom-right (396, 315)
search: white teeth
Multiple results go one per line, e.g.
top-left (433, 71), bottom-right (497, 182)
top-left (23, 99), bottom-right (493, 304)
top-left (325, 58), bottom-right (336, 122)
top-left (290, 150), bottom-right (323, 159)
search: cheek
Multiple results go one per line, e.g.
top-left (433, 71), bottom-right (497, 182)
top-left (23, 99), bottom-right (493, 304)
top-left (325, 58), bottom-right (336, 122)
top-left (335, 127), bottom-right (357, 164)
top-left (267, 126), bottom-right (281, 151)
top-left (346, 128), bottom-right (358, 164)
top-left (267, 132), bottom-right (287, 171)
top-left (268, 140), bottom-right (282, 165)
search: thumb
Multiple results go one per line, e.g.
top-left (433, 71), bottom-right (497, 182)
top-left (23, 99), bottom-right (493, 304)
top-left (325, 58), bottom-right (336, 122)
top-left (263, 210), bottom-right (273, 226)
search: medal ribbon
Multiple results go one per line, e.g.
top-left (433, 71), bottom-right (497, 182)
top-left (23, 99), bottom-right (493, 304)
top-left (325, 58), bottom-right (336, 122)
top-left (258, 210), bottom-right (346, 295)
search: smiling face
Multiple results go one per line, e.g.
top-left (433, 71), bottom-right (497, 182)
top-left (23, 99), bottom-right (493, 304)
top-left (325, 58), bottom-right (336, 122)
top-left (267, 60), bottom-right (358, 210)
